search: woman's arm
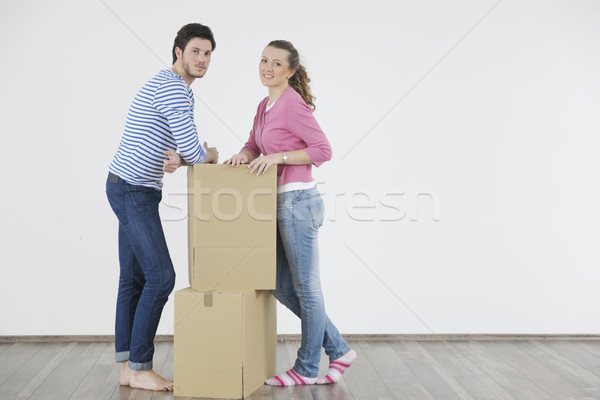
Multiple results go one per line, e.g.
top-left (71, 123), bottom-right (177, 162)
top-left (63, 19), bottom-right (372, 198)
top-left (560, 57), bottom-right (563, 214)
top-left (287, 97), bottom-right (332, 166)
top-left (247, 149), bottom-right (311, 175)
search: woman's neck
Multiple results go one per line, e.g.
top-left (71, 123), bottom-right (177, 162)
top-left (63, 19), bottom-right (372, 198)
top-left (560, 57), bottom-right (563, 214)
top-left (267, 83), bottom-right (289, 105)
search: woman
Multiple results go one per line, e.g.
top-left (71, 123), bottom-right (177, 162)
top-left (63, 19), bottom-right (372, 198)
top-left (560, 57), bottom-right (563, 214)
top-left (224, 40), bottom-right (356, 386)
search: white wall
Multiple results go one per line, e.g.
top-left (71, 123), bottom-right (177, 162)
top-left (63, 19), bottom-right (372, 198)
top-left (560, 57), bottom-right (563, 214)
top-left (1, 0), bottom-right (599, 336)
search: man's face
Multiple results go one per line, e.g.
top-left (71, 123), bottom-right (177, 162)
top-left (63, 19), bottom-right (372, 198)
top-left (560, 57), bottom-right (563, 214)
top-left (177, 37), bottom-right (213, 80)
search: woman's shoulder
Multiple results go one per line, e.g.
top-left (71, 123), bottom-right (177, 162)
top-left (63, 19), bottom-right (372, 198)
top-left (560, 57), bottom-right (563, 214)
top-left (282, 86), bottom-right (302, 101)
top-left (279, 87), bottom-right (310, 111)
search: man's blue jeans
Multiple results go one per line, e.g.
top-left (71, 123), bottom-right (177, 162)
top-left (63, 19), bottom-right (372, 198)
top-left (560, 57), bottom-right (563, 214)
top-left (274, 187), bottom-right (351, 378)
top-left (105, 173), bottom-right (176, 371)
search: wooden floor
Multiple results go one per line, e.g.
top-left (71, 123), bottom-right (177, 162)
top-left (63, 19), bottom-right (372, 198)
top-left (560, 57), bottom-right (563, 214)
top-left (0, 339), bottom-right (599, 399)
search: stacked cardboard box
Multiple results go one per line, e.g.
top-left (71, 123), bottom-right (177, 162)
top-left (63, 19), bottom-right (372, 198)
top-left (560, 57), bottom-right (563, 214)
top-left (174, 164), bottom-right (277, 399)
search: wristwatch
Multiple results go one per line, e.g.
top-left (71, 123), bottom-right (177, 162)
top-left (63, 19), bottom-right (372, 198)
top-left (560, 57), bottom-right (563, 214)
top-left (282, 152), bottom-right (288, 165)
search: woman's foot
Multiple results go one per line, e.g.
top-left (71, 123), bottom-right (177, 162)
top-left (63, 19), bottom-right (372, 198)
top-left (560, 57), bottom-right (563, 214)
top-left (316, 349), bottom-right (357, 384)
top-left (265, 368), bottom-right (317, 386)
top-left (119, 362), bottom-right (173, 391)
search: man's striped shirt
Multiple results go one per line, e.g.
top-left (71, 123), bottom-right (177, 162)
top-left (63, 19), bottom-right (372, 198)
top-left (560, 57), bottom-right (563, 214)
top-left (109, 69), bottom-right (206, 190)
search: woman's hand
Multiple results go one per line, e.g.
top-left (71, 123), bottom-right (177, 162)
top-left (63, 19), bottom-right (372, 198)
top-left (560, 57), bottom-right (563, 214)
top-left (223, 153), bottom-right (249, 167)
top-left (248, 153), bottom-right (281, 175)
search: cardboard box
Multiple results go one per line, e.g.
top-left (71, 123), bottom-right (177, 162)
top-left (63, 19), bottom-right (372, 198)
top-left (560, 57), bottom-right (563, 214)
top-left (173, 288), bottom-right (277, 399)
top-left (188, 164), bottom-right (277, 291)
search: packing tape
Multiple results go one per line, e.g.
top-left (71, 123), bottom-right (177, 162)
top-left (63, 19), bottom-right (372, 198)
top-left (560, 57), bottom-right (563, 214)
top-left (204, 291), bottom-right (213, 307)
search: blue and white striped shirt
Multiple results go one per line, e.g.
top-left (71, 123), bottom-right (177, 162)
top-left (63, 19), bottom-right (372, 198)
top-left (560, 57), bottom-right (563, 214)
top-left (109, 69), bottom-right (206, 190)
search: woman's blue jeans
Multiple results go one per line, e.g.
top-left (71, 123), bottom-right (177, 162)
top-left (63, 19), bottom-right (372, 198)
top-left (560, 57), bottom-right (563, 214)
top-left (105, 173), bottom-right (176, 371)
top-left (274, 187), bottom-right (351, 378)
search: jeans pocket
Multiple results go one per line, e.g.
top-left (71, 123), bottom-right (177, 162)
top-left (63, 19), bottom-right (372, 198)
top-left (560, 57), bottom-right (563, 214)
top-left (306, 194), bottom-right (324, 229)
top-left (129, 185), bottom-right (161, 209)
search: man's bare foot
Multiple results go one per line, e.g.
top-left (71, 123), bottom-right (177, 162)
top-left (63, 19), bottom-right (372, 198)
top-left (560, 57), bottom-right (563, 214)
top-left (119, 361), bottom-right (131, 386)
top-left (129, 369), bottom-right (174, 391)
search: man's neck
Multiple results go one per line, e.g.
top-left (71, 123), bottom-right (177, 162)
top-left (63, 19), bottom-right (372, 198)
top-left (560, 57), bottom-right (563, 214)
top-left (171, 63), bottom-right (194, 86)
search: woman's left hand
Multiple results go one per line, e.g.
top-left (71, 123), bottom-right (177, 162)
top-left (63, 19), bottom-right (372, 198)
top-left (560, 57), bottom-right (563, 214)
top-left (248, 153), bottom-right (281, 175)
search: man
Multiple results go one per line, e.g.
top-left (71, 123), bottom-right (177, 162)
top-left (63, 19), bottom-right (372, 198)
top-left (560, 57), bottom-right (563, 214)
top-left (105, 23), bottom-right (218, 392)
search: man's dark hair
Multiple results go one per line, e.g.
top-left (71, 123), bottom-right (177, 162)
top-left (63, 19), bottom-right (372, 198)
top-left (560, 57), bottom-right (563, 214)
top-left (172, 23), bottom-right (216, 64)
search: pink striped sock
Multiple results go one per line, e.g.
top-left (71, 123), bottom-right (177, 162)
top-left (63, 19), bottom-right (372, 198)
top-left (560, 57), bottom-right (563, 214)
top-left (265, 368), bottom-right (317, 386)
top-left (316, 349), bottom-right (357, 384)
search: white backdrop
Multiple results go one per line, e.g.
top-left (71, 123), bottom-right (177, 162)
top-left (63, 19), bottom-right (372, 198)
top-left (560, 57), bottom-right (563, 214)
top-left (1, 0), bottom-right (599, 336)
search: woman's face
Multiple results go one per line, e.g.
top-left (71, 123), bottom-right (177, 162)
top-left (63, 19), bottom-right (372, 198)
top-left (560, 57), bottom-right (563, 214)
top-left (259, 46), bottom-right (295, 89)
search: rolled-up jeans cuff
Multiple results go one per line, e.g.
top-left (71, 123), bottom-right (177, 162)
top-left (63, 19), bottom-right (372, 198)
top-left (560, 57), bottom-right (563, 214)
top-left (330, 345), bottom-right (352, 362)
top-left (115, 351), bottom-right (129, 363)
top-left (128, 360), bottom-right (152, 371)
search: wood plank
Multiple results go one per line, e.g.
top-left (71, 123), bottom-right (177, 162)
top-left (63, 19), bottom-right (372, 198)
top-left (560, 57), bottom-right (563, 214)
top-left (442, 341), bottom-right (540, 400)
top-left (3, 338), bottom-right (600, 400)
top-left (552, 340), bottom-right (600, 371)
top-left (342, 341), bottom-right (393, 400)
top-left (27, 342), bottom-right (106, 400)
top-left (475, 341), bottom-right (556, 400)
top-left (463, 341), bottom-right (554, 400)
top-left (106, 384), bottom-right (133, 400)
top-left (576, 340), bottom-right (600, 357)
top-left (309, 382), bottom-right (354, 400)
top-left (524, 341), bottom-right (600, 391)
top-left (389, 341), bottom-right (467, 400)
top-left (69, 342), bottom-right (121, 400)
top-left (486, 340), bottom-right (591, 398)
top-left (536, 340), bottom-right (600, 399)
top-left (246, 383), bottom-right (274, 400)
top-left (0, 342), bottom-right (42, 386)
top-left (0, 343), bottom-right (12, 357)
top-left (0, 342), bottom-right (76, 400)
top-left (359, 340), bottom-right (433, 399)
top-left (425, 341), bottom-right (516, 400)
top-left (418, 340), bottom-right (513, 400)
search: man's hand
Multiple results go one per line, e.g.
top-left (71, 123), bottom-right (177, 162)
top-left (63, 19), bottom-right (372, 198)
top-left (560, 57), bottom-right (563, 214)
top-left (204, 141), bottom-right (219, 164)
top-left (163, 150), bottom-right (181, 173)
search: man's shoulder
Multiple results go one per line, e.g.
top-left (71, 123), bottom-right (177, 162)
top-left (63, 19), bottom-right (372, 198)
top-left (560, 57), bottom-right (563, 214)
top-left (149, 71), bottom-right (191, 100)
top-left (150, 69), bottom-right (187, 89)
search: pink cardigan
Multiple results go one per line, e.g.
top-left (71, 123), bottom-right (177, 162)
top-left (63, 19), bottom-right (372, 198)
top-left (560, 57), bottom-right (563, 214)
top-left (242, 86), bottom-right (332, 186)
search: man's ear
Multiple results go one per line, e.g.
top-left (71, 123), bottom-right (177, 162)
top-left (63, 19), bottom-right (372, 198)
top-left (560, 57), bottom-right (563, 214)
top-left (175, 46), bottom-right (183, 60)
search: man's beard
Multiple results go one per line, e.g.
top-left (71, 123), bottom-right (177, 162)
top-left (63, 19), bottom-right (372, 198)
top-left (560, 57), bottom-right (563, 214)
top-left (183, 61), bottom-right (207, 79)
